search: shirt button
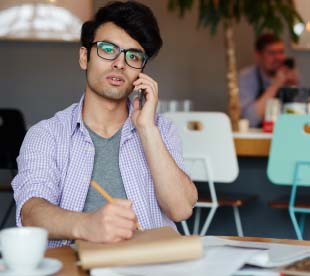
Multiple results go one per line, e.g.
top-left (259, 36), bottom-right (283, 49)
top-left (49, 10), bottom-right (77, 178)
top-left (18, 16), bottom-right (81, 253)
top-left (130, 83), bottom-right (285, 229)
top-left (62, 240), bottom-right (68, 246)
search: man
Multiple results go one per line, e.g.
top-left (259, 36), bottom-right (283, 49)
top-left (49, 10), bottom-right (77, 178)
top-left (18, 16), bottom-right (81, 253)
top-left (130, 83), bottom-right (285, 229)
top-left (12, 1), bottom-right (197, 247)
top-left (239, 33), bottom-right (299, 127)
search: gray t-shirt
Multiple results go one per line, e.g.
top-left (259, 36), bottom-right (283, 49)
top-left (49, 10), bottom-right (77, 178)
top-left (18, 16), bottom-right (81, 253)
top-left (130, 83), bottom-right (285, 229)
top-left (83, 125), bottom-right (127, 212)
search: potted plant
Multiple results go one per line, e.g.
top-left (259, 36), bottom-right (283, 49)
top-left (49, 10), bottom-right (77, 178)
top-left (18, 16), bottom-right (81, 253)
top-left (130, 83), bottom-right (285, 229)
top-left (168, 0), bottom-right (303, 130)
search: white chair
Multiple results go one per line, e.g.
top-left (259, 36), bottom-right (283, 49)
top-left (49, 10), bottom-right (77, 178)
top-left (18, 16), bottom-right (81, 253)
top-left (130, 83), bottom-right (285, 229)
top-left (165, 112), bottom-right (255, 236)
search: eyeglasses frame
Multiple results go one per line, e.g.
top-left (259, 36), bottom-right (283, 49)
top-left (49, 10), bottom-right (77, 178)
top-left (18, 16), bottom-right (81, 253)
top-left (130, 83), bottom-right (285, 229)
top-left (90, 41), bottom-right (148, 69)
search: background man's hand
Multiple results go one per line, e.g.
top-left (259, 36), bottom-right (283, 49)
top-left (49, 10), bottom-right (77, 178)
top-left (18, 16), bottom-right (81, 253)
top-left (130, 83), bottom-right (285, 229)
top-left (272, 67), bottom-right (287, 89)
top-left (272, 66), bottom-right (299, 88)
top-left (77, 199), bottom-right (137, 243)
top-left (283, 67), bottom-right (299, 86)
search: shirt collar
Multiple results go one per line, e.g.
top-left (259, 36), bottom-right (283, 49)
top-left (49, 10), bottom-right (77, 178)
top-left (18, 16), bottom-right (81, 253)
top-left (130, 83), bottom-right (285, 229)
top-left (257, 66), bottom-right (272, 86)
top-left (71, 95), bottom-right (85, 136)
top-left (71, 95), bottom-right (136, 137)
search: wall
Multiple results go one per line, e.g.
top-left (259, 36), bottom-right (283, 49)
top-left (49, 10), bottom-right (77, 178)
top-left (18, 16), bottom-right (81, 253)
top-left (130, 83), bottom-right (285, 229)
top-left (0, 0), bottom-right (256, 127)
top-left (2, 1), bottom-right (310, 127)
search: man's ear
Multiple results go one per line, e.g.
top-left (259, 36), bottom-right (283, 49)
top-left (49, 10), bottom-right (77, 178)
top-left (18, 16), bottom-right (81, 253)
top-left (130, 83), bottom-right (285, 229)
top-left (79, 47), bottom-right (88, 70)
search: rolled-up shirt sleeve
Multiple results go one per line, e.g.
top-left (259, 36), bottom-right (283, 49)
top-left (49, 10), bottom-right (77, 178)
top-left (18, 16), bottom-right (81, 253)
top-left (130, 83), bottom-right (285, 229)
top-left (158, 116), bottom-right (190, 177)
top-left (12, 123), bottom-right (61, 227)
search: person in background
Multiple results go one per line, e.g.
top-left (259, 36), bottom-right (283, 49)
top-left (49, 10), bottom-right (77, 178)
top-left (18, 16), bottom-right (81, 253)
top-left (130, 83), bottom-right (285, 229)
top-left (238, 33), bottom-right (299, 127)
top-left (12, 1), bottom-right (197, 248)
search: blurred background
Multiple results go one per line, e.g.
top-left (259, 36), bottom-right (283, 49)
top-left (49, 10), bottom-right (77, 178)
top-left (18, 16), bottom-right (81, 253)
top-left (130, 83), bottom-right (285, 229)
top-left (1, 0), bottom-right (310, 239)
top-left (2, 0), bottom-right (310, 127)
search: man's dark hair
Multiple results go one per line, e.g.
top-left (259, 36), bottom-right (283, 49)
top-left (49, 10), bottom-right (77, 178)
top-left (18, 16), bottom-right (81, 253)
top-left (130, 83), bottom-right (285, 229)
top-left (255, 33), bottom-right (282, 52)
top-left (81, 1), bottom-right (162, 62)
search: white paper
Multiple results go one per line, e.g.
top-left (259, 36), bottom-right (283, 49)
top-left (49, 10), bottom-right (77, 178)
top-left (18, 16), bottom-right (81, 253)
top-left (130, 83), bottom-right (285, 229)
top-left (203, 236), bottom-right (310, 267)
top-left (248, 243), bottom-right (310, 267)
top-left (91, 247), bottom-right (261, 276)
top-left (90, 236), bottom-right (310, 276)
top-left (203, 236), bottom-right (270, 250)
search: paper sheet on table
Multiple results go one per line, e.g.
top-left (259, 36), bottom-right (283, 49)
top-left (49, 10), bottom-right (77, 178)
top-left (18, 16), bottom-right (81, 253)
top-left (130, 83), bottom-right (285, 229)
top-left (203, 236), bottom-right (310, 267)
top-left (90, 236), bottom-right (310, 276)
top-left (90, 246), bottom-right (261, 276)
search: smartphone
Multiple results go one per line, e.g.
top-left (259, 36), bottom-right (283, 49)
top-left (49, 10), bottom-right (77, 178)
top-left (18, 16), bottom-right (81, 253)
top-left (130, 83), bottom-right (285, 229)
top-left (138, 89), bottom-right (146, 109)
top-left (283, 57), bottom-right (295, 69)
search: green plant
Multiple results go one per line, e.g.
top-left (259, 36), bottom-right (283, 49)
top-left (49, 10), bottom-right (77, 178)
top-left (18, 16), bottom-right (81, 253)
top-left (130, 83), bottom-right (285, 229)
top-left (169, 0), bottom-right (303, 41)
top-left (168, 0), bottom-right (303, 130)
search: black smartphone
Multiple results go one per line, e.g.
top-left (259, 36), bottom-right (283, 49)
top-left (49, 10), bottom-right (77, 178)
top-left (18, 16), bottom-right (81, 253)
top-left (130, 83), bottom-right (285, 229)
top-left (138, 89), bottom-right (146, 109)
top-left (136, 69), bottom-right (146, 109)
top-left (283, 57), bottom-right (295, 69)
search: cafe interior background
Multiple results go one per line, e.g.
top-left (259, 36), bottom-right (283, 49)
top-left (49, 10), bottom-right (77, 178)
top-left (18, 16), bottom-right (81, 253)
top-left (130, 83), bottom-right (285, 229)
top-left (1, 0), bottom-right (310, 239)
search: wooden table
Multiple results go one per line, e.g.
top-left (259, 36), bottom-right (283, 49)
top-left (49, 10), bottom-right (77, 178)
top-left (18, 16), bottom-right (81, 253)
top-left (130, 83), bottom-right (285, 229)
top-left (46, 246), bottom-right (88, 276)
top-left (234, 129), bottom-right (272, 157)
top-left (46, 237), bottom-right (310, 276)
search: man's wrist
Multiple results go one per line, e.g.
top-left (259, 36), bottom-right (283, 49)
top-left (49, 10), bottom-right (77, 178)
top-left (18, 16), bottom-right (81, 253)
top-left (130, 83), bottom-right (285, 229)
top-left (137, 124), bottom-right (158, 139)
top-left (266, 83), bottom-right (281, 98)
top-left (71, 212), bottom-right (88, 240)
top-left (270, 80), bottom-right (282, 90)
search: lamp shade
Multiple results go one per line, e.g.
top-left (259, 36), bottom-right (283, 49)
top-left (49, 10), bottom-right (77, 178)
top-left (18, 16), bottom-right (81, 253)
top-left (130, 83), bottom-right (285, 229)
top-left (0, 0), bottom-right (93, 42)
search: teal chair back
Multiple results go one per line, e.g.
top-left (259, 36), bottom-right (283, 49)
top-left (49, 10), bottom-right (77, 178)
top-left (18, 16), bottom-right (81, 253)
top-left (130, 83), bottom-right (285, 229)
top-left (267, 114), bottom-right (310, 239)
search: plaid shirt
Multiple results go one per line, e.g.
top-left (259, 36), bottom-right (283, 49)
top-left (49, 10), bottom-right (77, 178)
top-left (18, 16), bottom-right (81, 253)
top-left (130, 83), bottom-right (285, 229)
top-left (12, 96), bottom-right (187, 247)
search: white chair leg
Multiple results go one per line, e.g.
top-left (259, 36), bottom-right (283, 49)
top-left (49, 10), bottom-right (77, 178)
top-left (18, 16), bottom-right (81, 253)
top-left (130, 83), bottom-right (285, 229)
top-left (181, 220), bottom-right (190, 236)
top-left (193, 208), bottom-right (201, 235)
top-left (199, 205), bottom-right (217, 236)
top-left (233, 206), bottom-right (244, 237)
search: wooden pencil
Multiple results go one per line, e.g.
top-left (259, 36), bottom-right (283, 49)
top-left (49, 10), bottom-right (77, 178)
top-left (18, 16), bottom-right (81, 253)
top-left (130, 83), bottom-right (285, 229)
top-left (90, 180), bottom-right (143, 231)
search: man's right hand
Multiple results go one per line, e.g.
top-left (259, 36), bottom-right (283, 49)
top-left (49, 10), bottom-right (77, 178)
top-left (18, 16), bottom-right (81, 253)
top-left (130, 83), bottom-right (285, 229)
top-left (272, 66), bottom-right (299, 89)
top-left (76, 199), bottom-right (138, 243)
top-left (272, 68), bottom-right (287, 89)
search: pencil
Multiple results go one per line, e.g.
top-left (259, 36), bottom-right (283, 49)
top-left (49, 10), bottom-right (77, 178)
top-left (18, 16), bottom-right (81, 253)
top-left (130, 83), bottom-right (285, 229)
top-left (90, 180), bottom-right (143, 231)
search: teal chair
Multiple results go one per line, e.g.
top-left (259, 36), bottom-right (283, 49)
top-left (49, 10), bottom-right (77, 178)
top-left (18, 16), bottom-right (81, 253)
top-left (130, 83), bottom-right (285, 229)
top-left (267, 114), bottom-right (310, 240)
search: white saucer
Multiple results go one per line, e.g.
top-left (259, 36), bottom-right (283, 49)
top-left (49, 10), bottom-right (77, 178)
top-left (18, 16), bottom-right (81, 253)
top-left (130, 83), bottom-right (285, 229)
top-left (0, 258), bottom-right (62, 276)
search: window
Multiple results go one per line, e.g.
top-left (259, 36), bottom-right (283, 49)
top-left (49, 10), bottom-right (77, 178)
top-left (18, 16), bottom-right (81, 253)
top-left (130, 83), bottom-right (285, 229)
top-left (293, 0), bottom-right (310, 49)
top-left (0, 0), bottom-right (93, 41)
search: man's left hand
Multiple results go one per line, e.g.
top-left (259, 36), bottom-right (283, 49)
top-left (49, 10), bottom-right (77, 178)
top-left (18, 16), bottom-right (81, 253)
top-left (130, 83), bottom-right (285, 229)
top-left (131, 73), bottom-right (158, 131)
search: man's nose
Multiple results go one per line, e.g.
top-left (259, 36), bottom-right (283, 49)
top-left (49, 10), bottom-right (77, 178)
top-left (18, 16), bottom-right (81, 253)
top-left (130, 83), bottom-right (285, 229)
top-left (112, 52), bottom-right (126, 70)
top-left (275, 52), bottom-right (285, 60)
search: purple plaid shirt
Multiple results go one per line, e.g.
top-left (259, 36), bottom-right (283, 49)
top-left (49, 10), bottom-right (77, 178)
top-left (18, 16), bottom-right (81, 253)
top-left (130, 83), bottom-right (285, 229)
top-left (12, 96), bottom-right (188, 247)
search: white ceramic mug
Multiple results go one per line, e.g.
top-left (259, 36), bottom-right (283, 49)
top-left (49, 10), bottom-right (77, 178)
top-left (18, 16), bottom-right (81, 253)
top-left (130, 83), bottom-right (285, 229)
top-left (0, 227), bottom-right (48, 272)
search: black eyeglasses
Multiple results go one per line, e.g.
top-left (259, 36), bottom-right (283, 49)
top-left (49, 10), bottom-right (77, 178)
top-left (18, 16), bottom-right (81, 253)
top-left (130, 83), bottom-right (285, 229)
top-left (91, 41), bottom-right (148, 69)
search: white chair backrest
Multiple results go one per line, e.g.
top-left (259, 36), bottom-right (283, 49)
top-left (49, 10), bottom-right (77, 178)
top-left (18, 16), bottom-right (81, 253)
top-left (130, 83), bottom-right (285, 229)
top-left (164, 112), bottom-right (239, 183)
